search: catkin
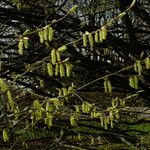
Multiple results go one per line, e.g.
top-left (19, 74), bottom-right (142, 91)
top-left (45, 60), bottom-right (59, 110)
top-left (38, 29), bottom-right (44, 43)
top-left (70, 116), bottom-right (77, 126)
top-left (83, 34), bottom-right (87, 47)
top-left (129, 76), bottom-right (135, 88)
top-left (62, 87), bottom-right (68, 96)
top-left (134, 62), bottom-right (138, 72)
top-left (99, 30), bottom-right (103, 43)
top-left (66, 63), bottom-right (72, 77)
top-left (88, 33), bottom-right (94, 48)
top-left (134, 75), bottom-right (138, 89)
top-left (55, 63), bottom-right (59, 76)
top-left (82, 102), bottom-right (91, 113)
top-left (56, 51), bottom-right (61, 62)
top-left (104, 117), bottom-right (108, 129)
top-left (44, 26), bottom-right (48, 41)
top-left (101, 27), bottom-right (107, 40)
top-left (0, 78), bottom-right (8, 92)
top-left (104, 80), bottom-right (108, 93)
top-left (58, 45), bottom-right (67, 52)
top-left (2, 129), bottom-right (9, 142)
top-left (47, 63), bottom-right (53, 76)
top-left (48, 26), bottom-right (54, 41)
top-left (45, 115), bottom-right (53, 128)
top-left (94, 31), bottom-right (99, 43)
top-left (18, 38), bottom-right (24, 55)
top-left (7, 91), bottom-right (15, 110)
top-left (59, 64), bottom-right (65, 77)
top-left (107, 80), bottom-right (112, 93)
top-left (100, 116), bottom-right (104, 127)
top-left (137, 60), bottom-right (142, 75)
top-left (51, 49), bottom-right (56, 65)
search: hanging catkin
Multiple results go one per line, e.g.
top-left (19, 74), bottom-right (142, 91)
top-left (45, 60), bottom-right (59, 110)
top-left (44, 26), bottom-right (48, 41)
top-left (55, 63), bottom-right (59, 76)
top-left (7, 91), bottom-right (15, 110)
top-left (2, 129), bottom-right (9, 142)
top-left (47, 63), bottom-right (53, 76)
top-left (65, 63), bottom-right (72, 77)
top-left (94, 31), bottom-right (99, 43)
top-left (101, 27), bottom-right (107, 40)
top-left (51, 49), bottom-right (56, 65)
top-left (134, 75), bottom-right (138, 89)
top-left (59, 64), bottom-right (65, 77)
top-left (38, 29), bottom-right (44, 43)
top-left (99, 30), bottom-right (103, 43)
top-left (104, 80), bottom-right (108, 93)
top-left (48, 26), bottom-right (53, 41)
top-left (107, 80), bottom-right (112, 93)
top-left (18, 38), bottom-right (24, 55)
top-left (83, 34), bottom-right (87, 47)
top-left (129, 76), bottom-right (134, 88)
top-left (56, 51), bottom-right (61, 62)
top-left (70, 115), bottom-right (77, 126)
top-left (137, 60), bottom-right (142, 75)
top-left (88, 33), bottom-right (94, 49)
top-left (0, 78), bottom-right (8, 92)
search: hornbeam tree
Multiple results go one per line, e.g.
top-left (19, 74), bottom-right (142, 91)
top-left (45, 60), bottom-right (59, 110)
top-left (0, 0), bottom-right (150, 149)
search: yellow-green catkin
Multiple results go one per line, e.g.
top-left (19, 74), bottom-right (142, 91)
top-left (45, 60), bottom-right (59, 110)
top-left (51, 49), bottom-right (56, 65)
top-left (38, 29), bottom-right (44, 43)
top-left (107, 80), bottom-right (112, 93)
top-left (7, 91), bottom-right (15, 110)
top-left (3, 128), bottom-right (9, 142)
top-left (0, 78), bottom-right (8, 93)
top-left (99, 30), bottom-right (103, 43)
top-left (18, 38), bottom-right (24, 55)
top-left (104, 80), bottom-right (108, 93)
top-left (101, 27), bottom-right (107, 40)
top-left (129, 76), bottom-right (135, 88)
top-left (58, 45), bottom-right (67, 52)
top-left (94, 31), bottom-right (99, 43)
top-left (60, 64), bottom-right (65, 77)
top-left (88, 33), bottom-right (94, 49)
top-left (47, 63), bottom-right (53, 76)
top-left (44, 26), bottom-right (48, 41)
top-left (56, 51), bottom-right (61, 62)
top-left (55, 63), bottom-right (59, 76)
top-left (83, 34), bottom-right (87, 47)
top-left (65, 63), bottom-right (72, 77)
top-left (48, 26), bottom-right (54, 41)
top-left (137, 60), bottom-right (142, 75)
top-left (70, 115), bottom-right (77, 126)
top-left (134, 75), bottom-right (138, 89)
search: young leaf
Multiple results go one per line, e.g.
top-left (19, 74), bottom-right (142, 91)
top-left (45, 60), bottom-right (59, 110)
top-left (23, 37), bottom-right (29, 49)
